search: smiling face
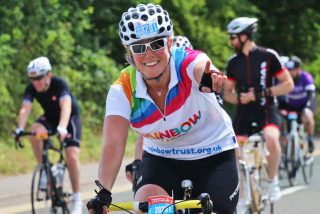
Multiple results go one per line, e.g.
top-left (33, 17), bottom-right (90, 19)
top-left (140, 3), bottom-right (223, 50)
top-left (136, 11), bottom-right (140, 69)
top-left (130, 37), bottom-right (172, 79)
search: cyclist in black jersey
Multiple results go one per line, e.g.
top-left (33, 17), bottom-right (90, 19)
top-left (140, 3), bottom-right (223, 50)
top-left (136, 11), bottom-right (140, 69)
top-left (14, 56), bottom-right (83, 214)
top-left (223, 17), bottom-right (294, 205)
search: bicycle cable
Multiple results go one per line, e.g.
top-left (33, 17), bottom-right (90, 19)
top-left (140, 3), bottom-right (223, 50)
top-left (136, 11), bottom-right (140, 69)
top-left (161, 199), bottom-right (190, 214)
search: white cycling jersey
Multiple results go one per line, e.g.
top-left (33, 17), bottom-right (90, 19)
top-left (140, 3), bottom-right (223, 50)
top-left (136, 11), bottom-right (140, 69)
top-left (106, 47), bottom-right (237, 160)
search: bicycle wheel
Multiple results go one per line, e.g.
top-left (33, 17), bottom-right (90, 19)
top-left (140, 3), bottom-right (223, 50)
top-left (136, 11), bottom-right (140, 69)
top-left (258, 162), bottom-right (270, 214)
top-left (31, 165), bottom-right (51, 214)
top-left (301, 153), bottom-right (314, 185)
top-left (237, 163), bottom-right (253, 214)
top-left (250, 168), bottom-right (261, 213)
top-left (285, 134), bottom-right (299, 187)
top-left (50, 164), bottom-right (69, 214)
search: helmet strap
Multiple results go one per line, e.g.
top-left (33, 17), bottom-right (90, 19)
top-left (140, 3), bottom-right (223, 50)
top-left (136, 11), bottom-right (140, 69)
top-left (238, 34), bottom-right (250, 54)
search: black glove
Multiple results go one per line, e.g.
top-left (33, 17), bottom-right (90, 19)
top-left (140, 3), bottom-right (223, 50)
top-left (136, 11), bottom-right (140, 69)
top-left (125, 159), bottom-right (141, 175)
top-left (199, 72), bottom-right (213, 93)
top-left (86, 180), bottom-right (112, 214)
top-left (125, 159), bottom-right (141, 192)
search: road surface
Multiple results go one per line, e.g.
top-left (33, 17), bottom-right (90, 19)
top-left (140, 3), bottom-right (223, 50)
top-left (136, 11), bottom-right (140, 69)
top-left (0, 142), bottom-right (319, 213)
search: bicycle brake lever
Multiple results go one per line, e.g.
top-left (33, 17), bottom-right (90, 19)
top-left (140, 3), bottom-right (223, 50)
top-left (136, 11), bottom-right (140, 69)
top-left (199, 193), bottom-right (213, 214)
top-left (14, 139), bottom-right (24, 149)
top-left (13, 133), bottom-right (24, 149)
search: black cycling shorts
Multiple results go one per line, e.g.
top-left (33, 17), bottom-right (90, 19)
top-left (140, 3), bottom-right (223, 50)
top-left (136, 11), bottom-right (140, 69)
top-left (233, 106), bottom-right (281, 136)
top-left (35, 114), bottom-right (82, 147)
top-left (135, 149), bottom-right (239, 214)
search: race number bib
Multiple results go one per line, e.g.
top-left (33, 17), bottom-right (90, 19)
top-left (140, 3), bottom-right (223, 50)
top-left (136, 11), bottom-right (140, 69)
top-left (148, 195), bottom-right (174, 214)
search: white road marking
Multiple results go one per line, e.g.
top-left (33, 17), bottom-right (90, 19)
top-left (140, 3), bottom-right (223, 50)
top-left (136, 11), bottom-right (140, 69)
top-left (281, 185), bottom-right (307, 196)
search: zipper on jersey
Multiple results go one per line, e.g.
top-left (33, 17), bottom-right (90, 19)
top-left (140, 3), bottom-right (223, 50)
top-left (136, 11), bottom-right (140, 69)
top-left (146, 93), bottom-right (167, 121)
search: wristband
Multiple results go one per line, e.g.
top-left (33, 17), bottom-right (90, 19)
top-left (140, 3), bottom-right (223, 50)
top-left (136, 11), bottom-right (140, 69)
top-left (15, 127), bottom-right (24, 135)
top-left (57, 125), bottom-right (68, 136)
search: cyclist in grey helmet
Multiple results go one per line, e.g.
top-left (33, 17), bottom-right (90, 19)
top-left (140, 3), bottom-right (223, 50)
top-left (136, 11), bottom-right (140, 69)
top-left (87, 3), bottom-right (239, 214)
top-left (224, 17), bottom-right (294, 208)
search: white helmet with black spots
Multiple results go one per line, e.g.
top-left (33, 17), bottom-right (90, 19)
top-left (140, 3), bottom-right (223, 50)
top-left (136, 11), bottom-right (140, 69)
top-left (119, 3), bottom-right (173, 46)
top-left (27, 56), bottom-right (52, 77)
top-left (172, 36), bottom-right (193, 49)
top-left (227, 17), bottom-right (258, 35)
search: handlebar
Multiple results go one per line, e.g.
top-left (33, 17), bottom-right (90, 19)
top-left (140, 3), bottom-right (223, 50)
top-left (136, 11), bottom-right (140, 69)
top-left (13, 130), bottom-right (56, 149)
top-left (108, 193), bottom-right (213, 213)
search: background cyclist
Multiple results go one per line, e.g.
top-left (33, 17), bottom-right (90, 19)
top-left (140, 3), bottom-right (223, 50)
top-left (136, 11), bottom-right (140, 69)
top-left (223, 17), bottom-right (294, 204)
top-left (87, 3), bottom-right (239, 214)
top-left (279, 55), bottom-right (316, 153)
top-left (14, 56), bottom-right (83, 214)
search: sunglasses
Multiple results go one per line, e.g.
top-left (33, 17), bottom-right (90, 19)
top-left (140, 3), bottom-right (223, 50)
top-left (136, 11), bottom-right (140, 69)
top-left (30, 75), bottom-right (45, 81)
top-left (229, 34), bottom-right (238, 40)
top-left (129, 38), bottom-right (168, 54)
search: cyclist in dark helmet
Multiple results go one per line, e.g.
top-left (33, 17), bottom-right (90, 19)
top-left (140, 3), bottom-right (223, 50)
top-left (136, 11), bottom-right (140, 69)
top-left (280, 56), bottom-right (316, 153)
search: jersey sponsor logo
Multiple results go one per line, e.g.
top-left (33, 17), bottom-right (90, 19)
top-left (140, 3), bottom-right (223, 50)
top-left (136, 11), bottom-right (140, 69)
top-left (146, 145), bottom-right (223, 156)
top-left (144, 111), bottom-right (201, 141)
top-left (229, 182), bottom-right (240, 201)
top-left (232, 136), bottom-right (237, 144)
top-left (260, 61), bottom-right (267, 106)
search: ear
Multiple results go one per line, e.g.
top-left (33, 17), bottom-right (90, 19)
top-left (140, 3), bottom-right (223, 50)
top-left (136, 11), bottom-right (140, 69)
top-left (239, 34), bottom-right (246, 42)
top-left (168, 36), bottom-right (174, 49)
top-left (47, 72), bottom-right (53, 78)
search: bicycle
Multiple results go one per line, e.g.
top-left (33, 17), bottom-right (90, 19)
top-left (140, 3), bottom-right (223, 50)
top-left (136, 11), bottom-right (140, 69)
top-left (280, 110), bottom-right (314, 186)
top-left (108, 192), bottom-right (213, 214)
top-left (126, 166), bottom-right (212, 214)
top-left (236, 124), bottom-right (274, 214)
top-left (14, 130), bottom-right (70, 214)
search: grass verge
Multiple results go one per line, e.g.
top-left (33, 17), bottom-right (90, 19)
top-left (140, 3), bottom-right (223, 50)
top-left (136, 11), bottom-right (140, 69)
top-left (0, 128), bottom-right (137, 177)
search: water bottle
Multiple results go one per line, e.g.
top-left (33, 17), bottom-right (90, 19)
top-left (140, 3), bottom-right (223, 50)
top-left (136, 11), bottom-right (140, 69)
top-left (51, 164), bottom-right (58, 180)
top-left (55, 163), bottom-right (65, 188)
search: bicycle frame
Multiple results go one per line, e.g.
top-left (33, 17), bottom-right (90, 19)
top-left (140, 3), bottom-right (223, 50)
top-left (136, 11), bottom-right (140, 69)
top-left (284, 111), bottom-right (313, 186)
top-left (42, 137), bottom-right (68, 210)
top-left (14, 131), bottom-right (69, 213)
top-left (237, 132), bottom-right (272, 213)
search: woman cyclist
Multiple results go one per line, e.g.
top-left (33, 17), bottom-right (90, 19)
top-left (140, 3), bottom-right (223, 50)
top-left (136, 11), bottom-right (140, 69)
top-left (87, 3), bottom-right (239, 214)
